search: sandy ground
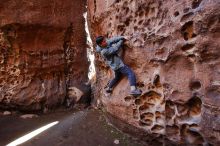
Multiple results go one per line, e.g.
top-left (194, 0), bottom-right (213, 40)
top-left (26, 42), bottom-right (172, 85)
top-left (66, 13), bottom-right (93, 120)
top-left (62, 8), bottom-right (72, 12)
top-left (0, 109), bottom-right (144, 146)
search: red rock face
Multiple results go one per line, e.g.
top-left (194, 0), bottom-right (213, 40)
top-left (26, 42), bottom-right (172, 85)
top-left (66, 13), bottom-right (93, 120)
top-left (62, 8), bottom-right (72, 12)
top-left (0, 0), bottom-right (89, 111)
top-left (88, 0), bottom-right (220, 145)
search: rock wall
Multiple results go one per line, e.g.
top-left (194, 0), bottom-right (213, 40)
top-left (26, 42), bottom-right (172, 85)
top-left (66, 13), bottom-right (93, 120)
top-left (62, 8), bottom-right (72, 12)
top-left (88, 0), bottom-right (220, 145)
top-left (0, 0), bottom-right (89, 111)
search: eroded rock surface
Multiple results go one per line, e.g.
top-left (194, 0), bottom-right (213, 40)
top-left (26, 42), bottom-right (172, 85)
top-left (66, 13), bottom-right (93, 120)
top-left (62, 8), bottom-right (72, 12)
top-left (0, 0), bottom-right (89, 111)
top-left (88, 0), bottom-right (220, 145)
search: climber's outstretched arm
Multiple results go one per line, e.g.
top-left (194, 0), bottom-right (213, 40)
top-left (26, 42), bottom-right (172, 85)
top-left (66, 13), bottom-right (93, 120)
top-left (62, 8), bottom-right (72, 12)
top-left (108, 36), bottom-right (124, 45)
top-left (101, 40), bottom-right (123, 56)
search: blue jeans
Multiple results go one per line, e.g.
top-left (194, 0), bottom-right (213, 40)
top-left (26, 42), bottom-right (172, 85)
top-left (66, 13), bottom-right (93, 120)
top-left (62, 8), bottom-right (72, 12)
top-left (108, 65), bottom-right (136, 88)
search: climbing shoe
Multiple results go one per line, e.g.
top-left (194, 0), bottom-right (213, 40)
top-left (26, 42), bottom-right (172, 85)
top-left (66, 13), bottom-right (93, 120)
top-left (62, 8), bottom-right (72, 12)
top-left (130, 89), bottom-right (142, 96)
top-left (105, 87), bottom-right (113, 93)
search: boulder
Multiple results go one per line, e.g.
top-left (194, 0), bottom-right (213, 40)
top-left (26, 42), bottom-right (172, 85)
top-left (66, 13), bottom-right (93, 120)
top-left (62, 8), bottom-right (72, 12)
top-left (88, 0), bottom-right (220, 145)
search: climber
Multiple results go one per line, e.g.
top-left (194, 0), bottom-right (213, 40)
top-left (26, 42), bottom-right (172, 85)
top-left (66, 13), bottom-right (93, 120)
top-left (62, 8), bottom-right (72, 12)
top-left (96, 36), bottom-right (142, 96)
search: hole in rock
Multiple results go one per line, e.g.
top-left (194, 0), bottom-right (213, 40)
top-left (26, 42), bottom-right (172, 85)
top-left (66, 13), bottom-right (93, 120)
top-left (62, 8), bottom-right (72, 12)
top-left (140, 112), bottom-right (154, 120)
top-left (139, 119), bottom-right (153, 126)
top-left (133, 19), bottom-right (137, 23)
top-left (183, 7), bottom-right (190, 13)
top-left (115, 0), bottom-right (121, 3)
top-left (138, 20), bottom-right (144, 25)
top-left (139, 11), bottom-right (144, 17)
top-left (165, 101), bottom-right (175, 120)
top-left (145, 7), bottom-right (150, 16)
top-left (192, 0), bottom-right (202, 9)
top-left (136, 81), bottom-right (144, 87)
top-left (177, 104), bottom-right (188, 115)
top-left (150, 7), bottom-right (156, 15)
top-left (181, 44), bottom-right (195, 51)
top-left (187, 96), bottom-right (202, 117)
top-left (134, 26), bottom-right (138, 31)
top-left (174, 11), bottom-right (179, 17)
top-left (188, 54), bottom-right (196, 59)
top-left (116, 8), bottom-right (120, 13)
top-left (151, 125), bottom-right (164, 132)
top-left (153, 74), bottom-right (161, 87)
top-left (124, 18), bottom-right (131, 26)
top-left (189, 80), bottom-right (201, 90)
top-left (148, 95), bottom-right (161, 104)
top-left (117, 25), bottom-right (125, 34)
top-left (140, 94), bottom-right (148, 101)
top-left (155, 111), bottom-right (162, 118)
top-left (135, 11), bottom-right (139, 17)
top-left (142, 91), bottom-right (162, 104)
top-left (149, 85), bottom-right (155, 90)
top-left (181, 21), bottom-right (197, 40)
top-left (143, 34), bottom-right (148, 41)
top-left (124, 1), bottom-right (128, 6)
top-left (183, 127), bottom-right (204, 144)
top-left (94, 0), bottom-right (97, 13)
top-left (167, 125), bottom-right (180, 134)
top-left (135, 98), bottom-right (142, 105)
top-left (166, 125), bottom-right (180, 141)
top-left (124, 96), bottom-right (133, 102)
top-left (139, 102), bottom-right (154, 112)
top-left (123, 7), bottom-right (129, 14)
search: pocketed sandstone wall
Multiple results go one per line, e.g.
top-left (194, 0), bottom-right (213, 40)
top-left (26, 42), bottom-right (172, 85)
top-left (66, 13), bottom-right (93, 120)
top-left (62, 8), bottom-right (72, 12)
top-left (88, 0), bottom-right (220, 145)
top-left (0, 0), bottom-right (89, 111)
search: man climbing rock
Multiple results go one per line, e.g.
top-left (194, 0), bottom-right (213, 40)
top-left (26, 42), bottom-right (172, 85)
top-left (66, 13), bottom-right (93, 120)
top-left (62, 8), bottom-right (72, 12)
top-left (96, 36), bottom-right (142, 96)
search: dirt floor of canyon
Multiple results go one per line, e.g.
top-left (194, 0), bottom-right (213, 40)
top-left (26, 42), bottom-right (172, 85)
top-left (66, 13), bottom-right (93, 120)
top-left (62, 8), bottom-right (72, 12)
top-left (0, 108), bottom-right (144, 146)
